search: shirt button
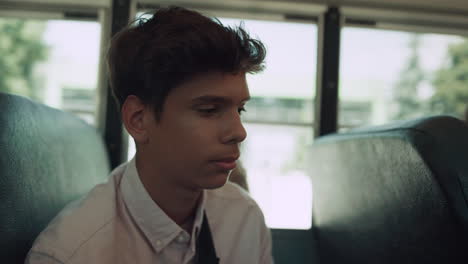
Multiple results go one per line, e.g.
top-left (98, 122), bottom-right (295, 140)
top-left (156, 240), bottom-right (162, 246)
top-left (177, 234), bottom-right (189, 243)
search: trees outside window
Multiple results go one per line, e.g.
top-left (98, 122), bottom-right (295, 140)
top-left (0, 19), bottom-right (48, 99)
top-left (430, 40), bottom-right (468, 119)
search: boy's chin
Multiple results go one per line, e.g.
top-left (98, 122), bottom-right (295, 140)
top-left (198, 171), bottom-right (230, 190)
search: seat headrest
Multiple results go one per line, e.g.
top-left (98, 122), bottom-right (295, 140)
top-left (0, 93), bottom-right (110, 263)
top-left (310, 116), bottom-right (468, 264)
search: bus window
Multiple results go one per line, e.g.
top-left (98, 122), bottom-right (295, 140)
top-left (218, 18), bottom-right (317, 230)
top-left (0, 18), bottom-right (101, 125)
top-left (339, 27), bottom-right (468, 130)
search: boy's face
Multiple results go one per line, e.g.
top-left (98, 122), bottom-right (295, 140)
top-left (145, 72), bottom-right (249, 190)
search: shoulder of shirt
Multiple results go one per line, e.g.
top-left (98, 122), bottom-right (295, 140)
top-left (206, 181), bottom-right (257, 207)
top-left (29, 163), bottom-right (128, 262)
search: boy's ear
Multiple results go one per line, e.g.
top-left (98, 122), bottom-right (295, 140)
top-left (121, 95), bottom-right (149, 144)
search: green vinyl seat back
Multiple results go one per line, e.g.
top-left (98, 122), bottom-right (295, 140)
top-left (0, 93), bottom-right (110, 263)
top-left (310, 116), bottom-right (468, 264)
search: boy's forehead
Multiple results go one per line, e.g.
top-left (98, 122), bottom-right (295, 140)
top-left (191, 95), bottom-right (251, 104)
top-left (173, 72), bottom-right (250, 101)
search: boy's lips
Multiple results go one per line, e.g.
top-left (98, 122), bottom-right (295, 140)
top-left (213, 160), bottom-right (237, 170)
top-left (211, 155), bottom-right (239, 170)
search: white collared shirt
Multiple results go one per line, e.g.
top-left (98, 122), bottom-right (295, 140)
top-left (26, 158), bottom-right (273, 264)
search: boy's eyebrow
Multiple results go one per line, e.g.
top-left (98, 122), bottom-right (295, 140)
top-left (191, 95), bottom-right (251, 104)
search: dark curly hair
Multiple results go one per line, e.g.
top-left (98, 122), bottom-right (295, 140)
top-left (107, 6), bottom-right (266, 119)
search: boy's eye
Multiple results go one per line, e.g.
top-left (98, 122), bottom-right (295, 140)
top-left (198, 107), bottom-right (218, 114)
top-left (238, 106), bottom-right (246, 114)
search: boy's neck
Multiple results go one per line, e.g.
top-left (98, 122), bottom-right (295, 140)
top-left (135, 154), bottom-right (202, 232)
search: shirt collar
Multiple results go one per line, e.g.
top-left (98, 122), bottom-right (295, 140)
top-left (120, 157), bottom-right (206, 253)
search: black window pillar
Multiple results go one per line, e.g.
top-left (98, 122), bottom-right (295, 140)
top-left (104, 0), bottom-right (131, 169)
top-left (314, 7), bottom-right (341, 137)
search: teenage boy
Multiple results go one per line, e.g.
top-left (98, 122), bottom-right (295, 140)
top-left (26, 6), bottom-right (272, 264)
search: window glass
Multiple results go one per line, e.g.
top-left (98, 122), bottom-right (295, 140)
top-left (339, 27), bottom-right (468, 129)
top-left (241, 123), bottom-right (314, 229)
top-left (0, 18), bottom-right (101, 125)
top-left (220, 18), bottom-right (317, 229)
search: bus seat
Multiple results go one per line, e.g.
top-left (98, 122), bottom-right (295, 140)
top-left (310, 116), bottom-right (468, 264)
top-left (0, 93), bottom-right (110, 263)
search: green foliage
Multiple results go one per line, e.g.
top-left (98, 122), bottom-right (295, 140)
top-left (430, 40), bottom-right (468, 119)
top-left (393, 34), bottom-right (426, 120)
top-left (0, 19), bottom-right (48, 99)
top-left (394, 34), bottom-right (468, 120)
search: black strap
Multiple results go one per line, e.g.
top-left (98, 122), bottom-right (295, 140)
top-left (195, 211), bottom-right (219, 264)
